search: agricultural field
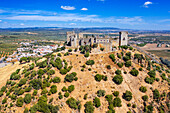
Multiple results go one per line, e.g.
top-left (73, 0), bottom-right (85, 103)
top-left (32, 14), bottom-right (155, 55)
top-left (0, 43), bottom-right (19, 58)
top-left (147, 50), bottom-right (170, 60)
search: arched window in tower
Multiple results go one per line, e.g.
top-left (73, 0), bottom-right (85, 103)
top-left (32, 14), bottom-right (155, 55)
top-left (123, 37), bottom-right (125, 40)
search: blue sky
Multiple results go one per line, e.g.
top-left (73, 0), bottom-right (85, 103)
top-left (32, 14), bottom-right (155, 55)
top-left (0, 0), bottom-right (170, 30)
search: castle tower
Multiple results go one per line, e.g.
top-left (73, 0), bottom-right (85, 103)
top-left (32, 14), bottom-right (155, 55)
top-left (119, 31), bottom-right (128, 46)
top-left (66, 31), bottom-right (77, 47)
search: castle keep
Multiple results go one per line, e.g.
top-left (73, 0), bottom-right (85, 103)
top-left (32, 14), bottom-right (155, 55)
top-left (67, 31), bottom-right (128, 52)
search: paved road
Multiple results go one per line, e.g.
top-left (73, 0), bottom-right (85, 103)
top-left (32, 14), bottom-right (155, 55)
top-left (130, 45), bottom-right (160, 64)
top-left (0, 63), bottom-right (11, 68)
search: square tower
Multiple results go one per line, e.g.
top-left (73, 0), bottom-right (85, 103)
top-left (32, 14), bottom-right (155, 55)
top-left (119, 31), bottom-right (128, 46)
top-left (66, 31), bottom-right (77, 47)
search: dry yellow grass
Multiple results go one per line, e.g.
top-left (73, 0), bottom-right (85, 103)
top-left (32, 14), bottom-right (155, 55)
top-left (0, 51), bottom-right (169, 113)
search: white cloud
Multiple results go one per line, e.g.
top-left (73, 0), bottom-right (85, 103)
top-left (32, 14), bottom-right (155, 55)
top-left (0, 9), bottom-right (6, 13)
top-left (159, 19), bottom-right (170, 22)
top-left (20, 23), bottom-right (24, 26)
top-left (0, 20), bottom-right (2, 22)
top-left (1, 13), bottom-right (143, 25)
top-left (81, 8), bottom-right (88, 11)
top-left (143, 1), bottom-right (153, 8)
top-left (3, 14), bottom-right (102, 22)
top-left (61, 6), bottom-right (75, 10)
top-left (115, 17), bottom-right (142, 25)
top-left (97, 0), bottom-right (105, 1)
top-left (69, 23), bottom-right (77, 25)
top-left (0, 9), bottom-right (56, 15)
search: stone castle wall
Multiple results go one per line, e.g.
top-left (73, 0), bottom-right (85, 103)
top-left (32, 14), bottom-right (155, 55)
top-left (66, 31), bottom-right (128, 52)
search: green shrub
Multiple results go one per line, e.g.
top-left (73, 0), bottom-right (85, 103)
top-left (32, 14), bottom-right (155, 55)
top-left (84, 93), bottom-right (88, 100)
top-left (127, 103), bottom-right (131, 107)
top-left (148, 70), bottom-right (156, 78)
top-left (130, 68), bottom-right (139, 76)
top-left (145, 77), bottom-right (154, 84)
top-left (93, 97), bottom-right (101, 108)
top-left (125, 61), bottom-right (131, 67)
top-left (50, 85), bottom-right (57, 94)
top-left (0, 91), bottom-right (3, 97)
top-left (33, 90), bottom-right (38, 96)
top-left (97, 90), bottom-right (106, 97)
top-left (106, 109), bottom-right (115, 113)
top-left (16, 97), bottom-right (24, 107)
top-left (112, 75), bottom-right (123, 85)
top-left (11, 94), bottom-right (17, 100)
top-left (10, 103), bottom-right (13, 107)
top-left (122, 91), bottom-right (132, 101)
top-left (142, 95), bottom-right (148, 101)
top-left (81, 68), bottom-right (84, 72)
top-left (100, 48), bottom-right (104, 51)
top-left (84, 52), bottom-right (89, 57)
top-left (123, 55), bottom-right (130, 62)
top-left (30, 79), bottom-right (42, 90)
top-left (64, 72), bottom-right (77, 82)
top-left (139, 86), bottom-right (147, 93)
top-left (160, 73), bottom-right (167, 80)
top-left (57, 53), bottom-right (61, 57)
top-left (129, 46), bottom-right (133, 50)
top-left (49, 98), bottom-right (53, 103)
top-left (29, 104), bottom-right (38, 113)
top-left (139, 68), bottom-right (143, 71)
top-left (153, 89), bottom-right (160, 100)
top-left (18, 78), bottom-right (27, 86)
top-left (52, 77), bottom-right (61, 83)
top-left (68, 49), bottom-right (72, 52)
top-left (60, 69), bottom-right (68, 75)
top-left (117, 62), bottom-right (124, 68)
top-left (24, 107), bottom-right (29, 113)
top-left (1, 86), bottom-right (7, 92)
top-left (132, 104), bottom-right (136, 108)
top-left (66, 97), bottom-right (80, 109)
top-left (59, 94), bottom-right (63, 99)
top-left (106, 65), bottom-right (111, 69)
top-left (113, 91), bottom-right (119, 97)
top-left (117, 54), bottom-right (121, 59)
top-left (47, 69), bottom-right (55, 75)
top-left (25, 72), bottom-right (31, 77)
top-left (64, 92), bottom-right (69, 98)
top-left (156, 78), bottom-right (160, 82)
top-left (37, 95), bottom-right (50, 112)
top-left (113, 97), bottom-right (122, 107)
top-left (84, 101), bottom-right (95, 113)
top-left (74, 77), bottom-right (78, 81)
top-left (108, 103), bottom-right (114, 110)
top-left (18, 89), bottom-right (25, 95)
top-left (2, 98), bottom-right (7, 104)
top-left (105, 95), bottom-right (113, 104)
top-left (102, 75), bottom-right (108, 81)
top-left (68, 85), bottom-right (75, 93)
top-left (25, 87), bottom-right (32, 92)
top-left (95, 74), bottom-right (103, 82)
top-left (109, 54), bottom-right (116, 62)
top-left (86, 60), bottom-right (95, 65)
top-left (115, 69), bottom-right (121, 75)
top-left (41, 88), bottom-right (48, 95)
top-left (62, 86), bottom-right (67, 92)
top-left (24, 94), bottom-right (31, 104)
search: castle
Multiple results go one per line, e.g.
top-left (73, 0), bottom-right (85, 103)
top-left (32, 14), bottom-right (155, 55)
top-left (67, 31), bottom-right (128, 52)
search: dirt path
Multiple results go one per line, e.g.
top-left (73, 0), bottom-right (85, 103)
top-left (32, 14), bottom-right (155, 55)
top-left (0, 62), bottom-right (22, 88)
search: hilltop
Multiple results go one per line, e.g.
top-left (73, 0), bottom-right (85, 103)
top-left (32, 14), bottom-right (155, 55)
top-left (0, 46), bottom-right (169, 113)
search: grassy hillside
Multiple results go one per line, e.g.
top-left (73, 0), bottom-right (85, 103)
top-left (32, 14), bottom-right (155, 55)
top-left (0, 46), bottom-right (169, 113)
